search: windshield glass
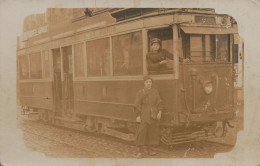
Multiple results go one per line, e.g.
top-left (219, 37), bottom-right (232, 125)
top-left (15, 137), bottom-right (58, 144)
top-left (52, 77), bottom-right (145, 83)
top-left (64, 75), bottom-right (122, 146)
top-left (182, 32), bottom-right (230, 63)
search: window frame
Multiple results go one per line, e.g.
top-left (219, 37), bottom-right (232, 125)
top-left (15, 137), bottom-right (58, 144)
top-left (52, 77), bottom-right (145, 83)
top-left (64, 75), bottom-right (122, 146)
top-left (61, 45), bottom-right (73, 75)
top-left (86, 37), bottom-right (111, 77)
top-left (18, 54), bottom-right (30, 80)
top-left (185, 34), bottom-right (231, 64)
top-left (111, 30), bottom-right (144, 77)
top-left (18, 50), bottom-right (53, 82)
top-left (72, 26), bottom-right (178, 81)
top-left (74, 29), bottom-right (146, 81)
top-left (42, 50), bottom-right (51, 79)
top-left (73, 42), bottom-right (86, 79)
top-left (145, 25), bottom-right (176, 77)
top-left (28, 51), bottom-right (43, 80)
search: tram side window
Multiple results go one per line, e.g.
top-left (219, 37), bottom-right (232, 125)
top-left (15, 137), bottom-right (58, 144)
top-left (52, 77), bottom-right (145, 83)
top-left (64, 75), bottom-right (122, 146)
top-left (112, 31), bottom-right (143, 76)
top-left (19, 55), bottom-right (29, 80)
top-left (74, 43), bottom-right (85, 77)
top-left (147, 27), bottom-right (173, 74)
top-left (43, 50), bottom-right (50, 78)
top-left (86, 38), bottom-right (110, 77)
top-left (29, 52), bottom-right (42, 79)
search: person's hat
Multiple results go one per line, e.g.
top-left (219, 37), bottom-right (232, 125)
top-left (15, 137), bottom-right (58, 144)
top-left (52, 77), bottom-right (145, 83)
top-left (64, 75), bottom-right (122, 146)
top-left (143, 75), bottom-right (153, 82)
top-left (151, 38), bottom-right (161, 45)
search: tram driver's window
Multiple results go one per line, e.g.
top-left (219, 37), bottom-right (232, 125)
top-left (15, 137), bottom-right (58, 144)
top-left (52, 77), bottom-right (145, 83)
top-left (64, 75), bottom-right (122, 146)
top-left (189, 34), bottom-right (216, 62)
top-left (29, 52), bottom-right (42, 79)
top-left (19, 55), bottom-right (29, 80)
top-left (183, 33), bottom-right (230, 62)
top-left (147, 27), bottom-right (173, 75)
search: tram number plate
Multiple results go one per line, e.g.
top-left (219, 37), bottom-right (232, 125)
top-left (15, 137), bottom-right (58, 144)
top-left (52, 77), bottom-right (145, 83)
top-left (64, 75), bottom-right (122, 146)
top-left (195, 16), bottom-right (216, 25)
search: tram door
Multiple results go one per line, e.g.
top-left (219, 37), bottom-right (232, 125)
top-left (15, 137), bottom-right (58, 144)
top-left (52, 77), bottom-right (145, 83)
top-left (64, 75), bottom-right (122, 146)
top-left (52, 49), bottom-right (62, 112)
top-left (61, 46), bottom-right (74, 116)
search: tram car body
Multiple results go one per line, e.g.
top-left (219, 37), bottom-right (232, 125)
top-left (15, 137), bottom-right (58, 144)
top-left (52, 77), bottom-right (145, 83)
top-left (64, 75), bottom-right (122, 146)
top-left (17, 8), bottom-right (240, 145)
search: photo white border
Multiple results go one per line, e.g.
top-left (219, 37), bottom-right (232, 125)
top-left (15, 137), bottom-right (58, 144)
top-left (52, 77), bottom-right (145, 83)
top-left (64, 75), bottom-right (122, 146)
top-left (1, 0), bottom-right (260, 165)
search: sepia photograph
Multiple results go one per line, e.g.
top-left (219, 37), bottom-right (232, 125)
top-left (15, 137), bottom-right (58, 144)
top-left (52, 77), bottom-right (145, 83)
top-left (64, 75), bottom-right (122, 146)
top-left (0, 0), bottom-right (260, 166)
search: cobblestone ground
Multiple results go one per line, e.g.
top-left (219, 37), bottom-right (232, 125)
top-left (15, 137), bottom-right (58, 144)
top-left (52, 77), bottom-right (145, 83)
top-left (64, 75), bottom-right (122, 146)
top-left (18, 117), bottom-right (235, 158)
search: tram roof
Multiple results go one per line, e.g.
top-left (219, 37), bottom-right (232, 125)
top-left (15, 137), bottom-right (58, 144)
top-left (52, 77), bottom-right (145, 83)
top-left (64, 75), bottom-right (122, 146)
top-left (19, 8), bottom-right (237, 50)
top-left (22, 8), bottom-right (216, 33)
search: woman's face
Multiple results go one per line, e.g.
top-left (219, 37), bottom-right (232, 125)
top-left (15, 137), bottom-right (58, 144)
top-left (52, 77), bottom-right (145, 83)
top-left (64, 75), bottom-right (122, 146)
top-left (151, 43), bottom-right (160, 52)
top-left (144, 79), bottom-right (152, 89)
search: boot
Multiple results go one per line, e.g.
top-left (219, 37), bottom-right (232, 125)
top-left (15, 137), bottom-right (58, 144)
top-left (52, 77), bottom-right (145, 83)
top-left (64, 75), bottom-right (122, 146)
top-left (136, 146), bottom-right (144, 158)
top-left (147, 146), bottom-right (157, 156)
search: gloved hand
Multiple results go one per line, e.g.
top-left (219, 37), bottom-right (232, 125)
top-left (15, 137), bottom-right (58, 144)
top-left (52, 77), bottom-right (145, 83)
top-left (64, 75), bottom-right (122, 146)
top-left (157, 111), bottom-right (162, 120)
top-left (159, 60), bottom-right (168, 65)
top-left (136, 116), bottom-right (141, 123)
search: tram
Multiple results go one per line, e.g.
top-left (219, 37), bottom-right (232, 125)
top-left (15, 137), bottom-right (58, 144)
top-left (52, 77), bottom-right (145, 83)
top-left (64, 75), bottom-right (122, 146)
top-left (17, 8), bottom-right (241, 145)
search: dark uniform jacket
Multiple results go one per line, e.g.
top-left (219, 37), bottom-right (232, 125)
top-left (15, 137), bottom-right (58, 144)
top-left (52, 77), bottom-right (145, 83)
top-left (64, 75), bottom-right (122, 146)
top-left (134, 88), bottom-right (165, 124)
top-left (134, 88), bottom-right (165, 146)
top-left (146, 49), bottom-right (173, 71)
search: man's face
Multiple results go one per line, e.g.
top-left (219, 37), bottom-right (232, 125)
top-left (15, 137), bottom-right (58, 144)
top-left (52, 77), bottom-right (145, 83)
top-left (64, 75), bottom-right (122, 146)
top-left (144, 79), bottom-right (152, 89)
top-left (151, 43), bottom-right (160, 52)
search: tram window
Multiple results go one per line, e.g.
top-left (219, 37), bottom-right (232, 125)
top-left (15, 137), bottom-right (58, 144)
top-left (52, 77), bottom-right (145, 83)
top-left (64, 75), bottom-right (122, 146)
top-left (189, 35), bottom-right (215, 62)
top-left (216, 35), bottom-right (229, 62)
top-left (232, 44), bottom-right (238, 63)
top-left (43, 50), bottom-right (50, 78)
top-left (52, 49), bottom-right (61, 72)
top-left (86, 38), bottom-right (110, 77)
top-left (18, 55), bottom-right (29, 80)
top-left (112, 31), bottom-right (143, 76)
top-left (184, 34), bottom-right (230, 62)
top-left (148, 28), bottom-right (173, 54)
top-left (29, 52), bottom-right (42, 79)
top-left (147, 27), bottom-right (173, 74)
top-left (74, 43), bottom-right (85, 77)
top-left (62, 46), bottom-right (73, 73)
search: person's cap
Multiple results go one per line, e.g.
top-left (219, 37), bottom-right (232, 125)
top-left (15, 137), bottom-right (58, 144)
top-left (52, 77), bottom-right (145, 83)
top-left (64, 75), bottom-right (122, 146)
top-left (143, 75), bottom-right (153, 82)
top-left (151, 38), bottom-right (161, 45)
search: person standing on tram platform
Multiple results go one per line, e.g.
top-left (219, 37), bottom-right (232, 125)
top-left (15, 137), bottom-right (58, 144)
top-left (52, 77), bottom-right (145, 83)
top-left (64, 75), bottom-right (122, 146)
top-left (134, 75), bottom-right (165, 158)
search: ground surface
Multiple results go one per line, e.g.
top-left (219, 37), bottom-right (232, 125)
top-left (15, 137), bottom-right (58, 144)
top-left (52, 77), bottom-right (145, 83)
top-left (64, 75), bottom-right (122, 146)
top-left (18, 118), bottom-right (239, 158)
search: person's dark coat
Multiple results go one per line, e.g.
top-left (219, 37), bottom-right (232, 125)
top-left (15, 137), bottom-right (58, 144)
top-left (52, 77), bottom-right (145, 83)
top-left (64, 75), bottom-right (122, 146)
top-left (146, 49), bottom-right (173, 71)
top-left (134, 88), bottom-right (165, 146)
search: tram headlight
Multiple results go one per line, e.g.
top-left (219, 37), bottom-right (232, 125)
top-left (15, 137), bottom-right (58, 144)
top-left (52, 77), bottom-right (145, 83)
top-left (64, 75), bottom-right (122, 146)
top-left (204, 83), bottom-right (213, 94)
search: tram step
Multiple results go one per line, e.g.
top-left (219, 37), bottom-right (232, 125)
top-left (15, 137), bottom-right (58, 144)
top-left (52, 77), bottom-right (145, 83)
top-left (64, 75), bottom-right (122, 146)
top-left (54, 117), bottom-right (85, 131)
top-left (161, 131), bottom-right (216, 145)
top-left (55, 116), bottom-right (82, 123)
top-left (161, 135), bottom-right (216, 145)
top-left (102, 127), bottom-right (135, 142)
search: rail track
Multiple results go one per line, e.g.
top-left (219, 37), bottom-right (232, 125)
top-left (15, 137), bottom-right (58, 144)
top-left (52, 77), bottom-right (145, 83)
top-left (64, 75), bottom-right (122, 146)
top-left (18, 116), bottom-right (234, 158)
